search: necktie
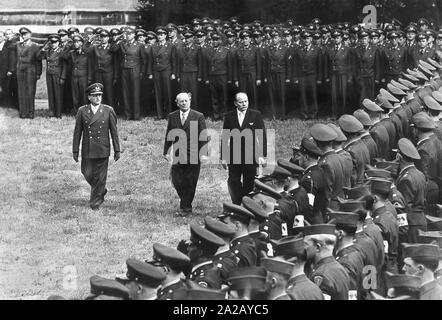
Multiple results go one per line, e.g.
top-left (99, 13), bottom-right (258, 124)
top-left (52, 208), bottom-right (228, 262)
top-left (238, 112), bottom-right (244, 127)
top-left (181, 112), bottom-right (186, 126)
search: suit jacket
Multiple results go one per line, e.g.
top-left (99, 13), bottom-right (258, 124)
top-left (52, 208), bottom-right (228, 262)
top-left (0, 41), bottom-right (8, 77)
top-left (72, 104), bottom-right (120, 159)
top-left (14, 41), bottom-right (42, 76)
top-left (163, 109), bottom-right (208, 165)
top-left (221, 108), bottom-right (267, 166)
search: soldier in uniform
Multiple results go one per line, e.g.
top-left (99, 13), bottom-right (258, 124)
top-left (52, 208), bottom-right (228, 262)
top-left (110, 27), bottom-right (146, 120)
top-left (234, 30), bottom-right (262, 109)
top-left (149, 243), bottom-right (190, 300)
top-left (13, 27), bottom-right (42, 119)
top-left (219, 202), bottom-right (257, 268)
top-left (38, 34), bottom-right (66, 118)
top-left (310, 124), bottom-right (345, 211)
top-left (296, 31), bottom-right (323, 120)
top-left (226, 266), bottom-right (267, 300)
top-left (366, 99), bottom-right (392, 160)
top-left (405, 25), bottom-right (418, 49)
top-left (90, 30), bottom-right (116, 107)
top-left (147, 27), bottom-right (177, 119)
top-left (109, 28), bottom-right (123, 115)
top-left (409, 33), bottom-right (436, 69)
top-left (261, 257), bottom-right (293, 300)
top-left (304, 224), bottom-right (351, 300)
top-left (328, 123), bottom-right (353, 189)
top-left (354, 108), bottom-right (378, 163)
top-left (176, 30), bottom-right (203, 110)
top-left (203, 32), bottom-right (233, 120)
top-left (72, 83), bottom-right (120, 210)
top-left (186, 224), bottom-right (224, 289)
top-left (383, 31), bottom-right (409, 83)
top-left (396, 138), bottom-right (427, 243)
top-left (203, 217), bottom-right (238, 285)
top-left (4, 28), bottom-right (18, 110)
top-left (87, 275), bottom-right (130, 300)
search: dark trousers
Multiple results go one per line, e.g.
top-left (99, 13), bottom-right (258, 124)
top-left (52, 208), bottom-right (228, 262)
top-left (358, 76), bottom-right (375, 103)
top-left (331, 73), bottom-right (349, 117)
top-left (121, 68), bottom-right (141, 120)
top-left (299, 74), bottom-right (318, 117)
top-left (46, 73), bottom-right (63, 117)
top-left (5, 73), bottom-right (18, 109)
top-left (95, 71), bottom-right (114, 107)
top-left (228, 164), bottom-right (257, 205)
top-left (208, 74), bottom-right (228, 119)
top-left (239, 72), bottom-right (258, 109)
top-left (171, 164), bottom-right (201, 210)
top-left (17, 67), bottom-right (37, 118)
top-left (81, 157), bottom-right (109, 208)
top-left (268, 71), bottom-right (286, 119)
top-left (180, 72), bottom-right (199, 110)
top-left (0, 76), bottom-right (8, 106)
top-left (62, 76), bottom-right (73, 114)
top-left (71, 75), bottom-right (88, 113)
top-left (153, 70), bottom-right (172, 118)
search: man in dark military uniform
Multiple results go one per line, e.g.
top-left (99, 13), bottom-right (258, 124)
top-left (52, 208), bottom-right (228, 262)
top-left (405, 25), bottom-right (418, 49)
top-left (234, 31), bottom-right (262, 109)
top-left (408, 33), bottom-right (436, 69)
top-left (62, 34), bottom-right (91, 113)
top-left (87, 275), bottom-right (130, 300)
top-left (72, 83), bottom-right (120, 210)
top-left (147, 27), bottom-right (177, 119)
top-left (383, 31), bottom-right (409, 83)
top-left (186, 224), bottom-right (224, 289)
top-left (109, 28), bottom-right (123, 115)
top-left (327, 123), bottom-right (353, 189)
top-left (4, 29), bottom-right (18, 110)
top-left (203, 32), bottom-right (234, 120)
top-left (227, 266), bottom-right (268, 300)
top-left (90, 29), bottom-right (116, 107)
top-left (271, 236), bottom-right (324, 300)
top-left (260, 257), bottom-right (293, 300)
top-left (355, 30), bottom-right (382, 102)
top-left (296, 31), bottom-right (323, 120)
top-left (219, 202), bottom-right (257, 268)
top-left (396, 138), bottom-right (427, 243)
top-left (13, 27), bottom-right (42, 119)
top-left (402, 243), bottom-right (442, 300)
top-left (37, 34), bottom-right (66, 118)
top-left (325, 30), bottom-right (354, 117)
top-left (116, 258), bottom-right (166, 300)
top-left (110, 27), bottom-right (146, 120)
top-left (176, 30), bottom-right (203, 110)
top-left (329, 212), bottom-right (365, 299)
top-left (203, 217), bottom-right (238, 285)
top-left (310, 124), bottom-right (345, 211)
top-left (354, 108), bottom-right (378, 163)
top-left (304, 224), bottom-right (351, 300)
top-left (339, 115), bottom-right (370, 186)
top-left (292, 137), bottom-right (327, 224)
top-left (366, 98), bottom-right (392, 160)
top-left (149, 243), bottom-right (190, 300)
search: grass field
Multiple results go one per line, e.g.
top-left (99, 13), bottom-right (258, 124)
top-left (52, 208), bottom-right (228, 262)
top-left (0, 104), bottom-right (323, 300)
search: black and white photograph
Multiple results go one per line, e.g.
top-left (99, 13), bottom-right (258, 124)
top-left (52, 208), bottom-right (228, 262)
top-left (1, 0), bottom-right (442, 304)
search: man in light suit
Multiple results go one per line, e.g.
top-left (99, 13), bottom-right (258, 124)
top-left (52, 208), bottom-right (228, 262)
top-left (221, 92), bottom-right (267, 205)
top-left (72, 83), bottom-right (120, 210)
top-left (163, 92), bottom-right (208, 216)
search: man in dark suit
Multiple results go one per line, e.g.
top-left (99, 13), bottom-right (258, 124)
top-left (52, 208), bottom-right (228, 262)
top-left (221, 92), bottom-right (267, 205)
top-left (0, 31), bottom-right (9, 106)
top-left (72, 83), bottom-right (120, 210)
top-left (163, 92), bottom-right (208, 216)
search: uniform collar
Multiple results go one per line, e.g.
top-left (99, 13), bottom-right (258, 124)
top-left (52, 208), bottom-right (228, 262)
top-left (417, 136), bottom-right (431, 147)
top-left (161, 278), bottom-right (183, 290)
top-left (303, 163), bottom-right (318, 173)
top-left (191, 260), bottom-right (213, 273)
top-left (215, 247), bottom-right (231, 256)
top-left (419, 279), bottom-right (439, 295)
top-left (230, 234), bottom-right (249, 243)
top-left (344, 138), bottom-right (360, 149)
top-left (398, 164), bottom-right (415, 177)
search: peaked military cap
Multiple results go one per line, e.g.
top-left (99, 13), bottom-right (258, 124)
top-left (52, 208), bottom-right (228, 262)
top-left (274, 236), bottom-right (306, 258)
top-left (72, 34), bottom-right (84, 43)
top-left (269, 166), bottom-right (292, 180)
top-left (431, 91), bottom-right (442, 104)
top-left (398, 78), bottom-right (418, 90)
top-left (391, 80), bottom-right (410, 92)
top-left (84, 26), bottom-right (94, 34)
top-left (412, 112), bottom-right (435, 130)
top-left (370, 178), bottom-right (393, 195)
top-left (155, 26), bottom-right (167, 34)
top-left (254, 179), bottom-right (282, 200)
top-left (380, 88), bottom-right (400, 103)
top-left (19, 27), bottom-right (31, 35)
top-left (388, 31), bottom-right (399, 39)
top-left (86, 83), bottom-right (104, 95)
top-left (192, 18), bottom-right (202, 25)
top-left (417, 32), bottom-right (428, 40)
top-left (427, 57), bottom-right (442, 69)
top-left (99, 29), bottom-right (110, 37)
top-left (402, 243), bottom-right (440, 263)
top-left (89, 275), bottom-right (130, 299)
top-left (301, 31), bottom-right (312, 38)
top-left (303, 224), bottom-right (336, 236)
top-left (183, 30), bottom-right (194, 38)
top-left (48, 34), bottom-right (60, 42)
top-left (419, 60), bottom-right (436, 71)
top-left (327, 123), bottom-right (347, 142)
top-left (146, 31), bottom-right (157, 39)
top-left (398, 138), bottom-right (421, 160)
top-left (375, 161), bottom-right (400, 176)
top-left (241, 196), bottom-right (268, 222)
top-left (359, 30), bottom-right (370, 38)
top-left (110, 28), bottom-right (121, 36)
top-left (190, 224), bottom-right (225, 248)
top-left (227, 266), bottom-right (267, 291)
top-left (424, 95), bottom-right (442, 111)
top-left (426, 216), bottom-right (442, 231)
top-left (277, 159), bottom-right (304, 177)
top-left (211, 32), bottom-right (221, 40)
top-left (68, 26), bottom-right (80, 34)
top-left (261, 258), bottom-right (295, 277)
top-left (94, 27), bottom-right (103, 35)
top-left (293, 137), bottom-right (323, 157)
top-left (239, 30), bottom-right (251, 38)
top-left (365, 165), bottom-right (392, 180)
top-left (152, 243), bottom-right (190, 269)
top-left (353, 109), bottom-right (374, 127)
top-left (220, 202), bottom-right (254, 223)
top-left (58, 29), bottom-right (69, 36)
top-left (204, 216), bottom-right (235, 238)
top-left (195, 30), bottom-right (206, 37)
top-left (125, 258), bottom-right (166, 287)
top-left (405, 25), bottom-right (418, 33)
top-left (338, 114), bottom-right (364, 133)
top-left (225, 29), bottom-right (236, 38)
top-left (402, 73), bottom-right (420, 83)
top-left (331, 30), bottom-right (342, 38)
top-left (136, 29), bottom-right (147, 37)
top-left (310, 124), bottom-right (337, 142)
top-left (166, 23), bottom-right (178, 31)
top-left (387, 84), bottom-right (407, 97)
top-left (370, 30), bottom-right (380, 38)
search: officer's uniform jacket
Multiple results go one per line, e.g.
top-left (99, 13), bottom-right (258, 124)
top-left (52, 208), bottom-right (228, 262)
top-left (234, 44), bottom-right (262, 80)
top-left (419, 280), bottom-right (442, 300)
top-left (72, 104), bottom-right (120, 159)
top-left (147, 41), bottom-right (176, 74)
top-left (336, 148), bottom-right (355, 188)
top-left (318, 150), bottom-right (345, 208)
top-left (286, 274), bottom-right (324, 300)
top-left (38, 46), bottom-right (67, 79)
top-left (300, 163), bottom-right (327, 224)
top-left (157, 279), bottom-right (187, 300)
top-left (213, 248), bottom-right (238, 283)
top-left (177, 42), bottom-right (203, 77)
top-left (355, 44), bottom-right (382, 80)
top-left (188, 260), bottom-right (222, 289)
top-left (360, 132), bottom-right (378, 163)
top-left (14, 40), bottom-right (42, 75)
top-left (344, 138), bottom-right (371, 186)
top-left (229, 234), bottom-right (257, 268)
top-left (91, 43), bottom-right (116, 76)
top-left (372, 206), bottom-right (399, 260)
top-left (294, 44), bottom-right (323, 81)
top-left (202, 45), bottom-right (234, 81)
top-left (335, 244), bottom-right (365, 294)
top-left (383, 45), bottom-right (408, 77)
top-left (111, 39), bottom-right (146, 73)
top-left (370, 121), bottom-right (391, 160)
